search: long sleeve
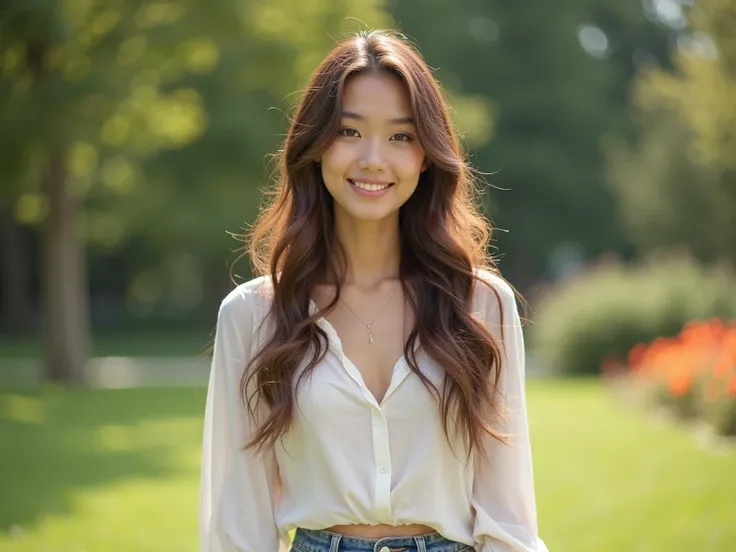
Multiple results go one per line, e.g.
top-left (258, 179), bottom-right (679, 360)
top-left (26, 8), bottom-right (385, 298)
top-left (200, 288), bottom-right (287, 552)
top-left (472, 274), bottom-right (548, 552)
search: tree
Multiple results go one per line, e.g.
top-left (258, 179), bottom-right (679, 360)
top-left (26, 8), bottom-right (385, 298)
top-left (387, 0), bottom-right (613, 287)
top-left (605, 0), bottom-right (736, 265)
top-left (0, 0), bottom-right (391, 382)
top-left (0, 202), bottom-right (31, 334)
top-left (387, 0), bottom-right (679, 287)
top-left (604, 109), bottom-right (732, 262)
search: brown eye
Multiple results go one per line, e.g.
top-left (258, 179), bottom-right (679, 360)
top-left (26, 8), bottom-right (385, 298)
top-left (391, 132), bottom-right (414, 142)
top-left (338, 128), bottom-right (360, 138)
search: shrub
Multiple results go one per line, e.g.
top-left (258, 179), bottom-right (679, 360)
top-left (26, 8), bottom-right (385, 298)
top-left (530, 254), bottom-right (736, 375)
top-left (627, 319), bottom-right (736, 436)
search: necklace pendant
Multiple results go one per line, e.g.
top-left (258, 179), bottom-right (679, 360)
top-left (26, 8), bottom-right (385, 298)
top-left (367, 324), bottom-right (374, 344)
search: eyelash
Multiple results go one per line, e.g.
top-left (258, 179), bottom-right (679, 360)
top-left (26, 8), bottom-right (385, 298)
top-left (338, 128), bottom-right (414, 142)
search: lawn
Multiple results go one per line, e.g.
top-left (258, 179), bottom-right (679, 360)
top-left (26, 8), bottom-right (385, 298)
top-left (0, 330), bottom-right (213, 359)
top-left (0, 379), bottom-right (733, 552)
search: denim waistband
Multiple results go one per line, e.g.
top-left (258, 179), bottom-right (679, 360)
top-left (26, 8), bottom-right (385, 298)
top-left (291, 528), bottom-right (472, 552)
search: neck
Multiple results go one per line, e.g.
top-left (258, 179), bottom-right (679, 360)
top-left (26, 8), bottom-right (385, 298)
top-left (330, 210), bottom-right (401, 291)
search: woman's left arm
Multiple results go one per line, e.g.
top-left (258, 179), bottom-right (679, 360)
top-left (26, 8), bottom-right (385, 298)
top-left (472, 273), bottom-right (549, 552)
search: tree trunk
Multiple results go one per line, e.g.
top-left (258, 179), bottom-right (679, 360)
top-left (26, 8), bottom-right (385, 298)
top-left (42, 150), bottom-right (90, 384)
top-left (0, 203), bottom-right (31, 334)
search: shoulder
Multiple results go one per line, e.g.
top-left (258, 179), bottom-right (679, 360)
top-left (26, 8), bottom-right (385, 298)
top-left (218, 274), bottom-right (274, 326)
top-left (472, 269), bottom-right (525, 362)
top-left (472, 267), bottom-right (518, 317)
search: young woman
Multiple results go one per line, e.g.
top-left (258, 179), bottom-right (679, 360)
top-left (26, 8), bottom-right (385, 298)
top-left (200, 30), bottom-right (548, 552)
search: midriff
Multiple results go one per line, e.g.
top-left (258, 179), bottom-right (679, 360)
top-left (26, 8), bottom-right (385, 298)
top-left (324, 524), bottom-right (436, 538)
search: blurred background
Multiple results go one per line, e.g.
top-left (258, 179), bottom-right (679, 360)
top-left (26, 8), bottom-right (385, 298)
top-left (1, 0), bottom-right (735, 550)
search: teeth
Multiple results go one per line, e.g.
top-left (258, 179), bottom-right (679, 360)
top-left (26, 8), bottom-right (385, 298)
top-left (352, 180), bottom-right (390, 191)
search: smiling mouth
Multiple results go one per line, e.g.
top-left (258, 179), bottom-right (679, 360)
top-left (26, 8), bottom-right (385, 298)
top-left (348, 179), bottom-right (395, 192)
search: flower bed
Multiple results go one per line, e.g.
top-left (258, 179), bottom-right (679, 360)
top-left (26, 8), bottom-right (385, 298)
top-left (620, 319), bottom-right (736, 436)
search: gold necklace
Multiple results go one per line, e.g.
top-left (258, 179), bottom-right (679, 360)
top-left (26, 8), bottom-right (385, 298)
top-left (339, 286), bottom-right (395, 344)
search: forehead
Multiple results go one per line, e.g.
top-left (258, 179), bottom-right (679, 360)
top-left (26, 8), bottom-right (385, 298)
top-left (341, 72), bottom-right (413, 119)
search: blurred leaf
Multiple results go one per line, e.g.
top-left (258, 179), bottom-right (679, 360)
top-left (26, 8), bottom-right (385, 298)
top-left (608, 0), bottom-right (736, 265)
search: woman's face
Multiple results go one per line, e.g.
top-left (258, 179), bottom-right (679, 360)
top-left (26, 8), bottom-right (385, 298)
top-left (320, 72), bottom-right (428, 223)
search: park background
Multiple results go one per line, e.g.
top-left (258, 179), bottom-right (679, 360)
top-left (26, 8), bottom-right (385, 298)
top-left (1, 0), bottom-right (735, 551)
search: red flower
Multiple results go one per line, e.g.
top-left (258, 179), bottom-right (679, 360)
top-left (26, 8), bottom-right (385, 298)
top-left (728, 375), bottom-right (736, 398)
top-left (668, 373), bottom-right (693, 397)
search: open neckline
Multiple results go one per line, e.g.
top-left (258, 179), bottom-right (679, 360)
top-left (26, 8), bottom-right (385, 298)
top-left (308, 299), bottom-right (415, 407)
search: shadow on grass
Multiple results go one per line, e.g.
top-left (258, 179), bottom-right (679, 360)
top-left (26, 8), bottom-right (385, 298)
top-left (0, 387), bottom-right (208, 532)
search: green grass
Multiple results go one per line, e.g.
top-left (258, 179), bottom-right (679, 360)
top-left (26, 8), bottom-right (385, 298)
top-left (0, 380), bottom-right (733, 551)
top-left (0, 387), bottom-right (207, 552)
top-left (0, 330), bottom-right (213, 359)
top-left (533, 380), bottom-right (735, 551)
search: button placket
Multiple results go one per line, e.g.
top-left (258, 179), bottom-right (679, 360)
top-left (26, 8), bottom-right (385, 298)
top-left (371, 407), bottom-right (392, 523)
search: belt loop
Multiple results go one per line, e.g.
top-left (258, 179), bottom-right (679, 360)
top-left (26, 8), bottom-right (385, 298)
top-left (329, 533), bottom-right (342, 552)
top-left (414, 535), bottom-right (427, 552)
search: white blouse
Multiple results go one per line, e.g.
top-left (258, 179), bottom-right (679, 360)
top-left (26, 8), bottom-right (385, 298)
top-left (200, 270), bottom-right (548, 552)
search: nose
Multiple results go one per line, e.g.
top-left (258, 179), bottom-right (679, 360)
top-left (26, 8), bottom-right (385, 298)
top-left (358, 137), bottom-right (386, 172)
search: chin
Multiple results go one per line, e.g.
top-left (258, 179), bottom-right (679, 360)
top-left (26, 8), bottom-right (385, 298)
top-left (343, 204), bottom-right (397, 222)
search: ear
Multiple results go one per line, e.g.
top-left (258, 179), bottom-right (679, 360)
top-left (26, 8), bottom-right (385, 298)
top-left (421, 157), bottom-right (430, 172)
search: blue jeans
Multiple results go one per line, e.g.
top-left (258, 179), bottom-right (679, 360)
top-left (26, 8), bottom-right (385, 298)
top-left (290, 528), bottom-right (474, 552)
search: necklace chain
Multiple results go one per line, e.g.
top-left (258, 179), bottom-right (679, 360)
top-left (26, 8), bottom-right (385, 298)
top-left (339, 286), bottom-right (394, 344)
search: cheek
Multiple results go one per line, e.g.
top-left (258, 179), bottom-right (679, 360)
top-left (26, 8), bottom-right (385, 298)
top-left (321, 143), bottom-right (352, 174)
top-left (396, 147), bottom-right (426, 178)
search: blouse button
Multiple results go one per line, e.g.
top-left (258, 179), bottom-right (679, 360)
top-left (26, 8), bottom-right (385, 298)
top-left (379, 547), bottom-right (391, 552)
top-left (378, 464), bottom-right (389, 474)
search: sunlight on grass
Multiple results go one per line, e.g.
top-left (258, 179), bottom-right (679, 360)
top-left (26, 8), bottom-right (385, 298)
top-left (2, 395), bottom-right (46, 424)
top-left (531, 380), bottom-right (736, 551)
top-left (0, 381), bottom-right (734, 551)
top-left (0, 388), bottom-right (205, 552)
top-left (2, 478), bottom-right (199, 552)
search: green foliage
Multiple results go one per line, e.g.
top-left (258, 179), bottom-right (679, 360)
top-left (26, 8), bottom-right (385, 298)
top-left (0, 0), bottom-right (393, 321)
top-left (705, 393), bottom-right (736, 436)
top-left (530, 254), bottom-right (736, 375)
top-left (641, 0), bottom-right (736, 173)
top-left (604, 110), bottom-right (735, 264)
top-left (606, 0), bottom-right (736, 265)
top-left (387, 0), bottom-right (675, 285)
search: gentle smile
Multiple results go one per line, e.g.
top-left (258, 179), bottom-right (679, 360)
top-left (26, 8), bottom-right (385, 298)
top-left (348, 179), bottom-right (394, 192)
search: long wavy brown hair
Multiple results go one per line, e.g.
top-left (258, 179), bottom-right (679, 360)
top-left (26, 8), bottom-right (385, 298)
top-left (241, 29), bottom-right (520, 462)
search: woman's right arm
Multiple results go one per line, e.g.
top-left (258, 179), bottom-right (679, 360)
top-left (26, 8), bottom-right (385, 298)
top-left (199, 287), bottom-right (286, 552)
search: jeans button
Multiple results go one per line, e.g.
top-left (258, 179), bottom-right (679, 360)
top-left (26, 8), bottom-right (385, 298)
top-left (379, 547), bottom-right (391, 552)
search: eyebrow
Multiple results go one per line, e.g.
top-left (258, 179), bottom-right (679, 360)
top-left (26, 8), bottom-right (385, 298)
top-left (341, 111), bottom-right (414, 125)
